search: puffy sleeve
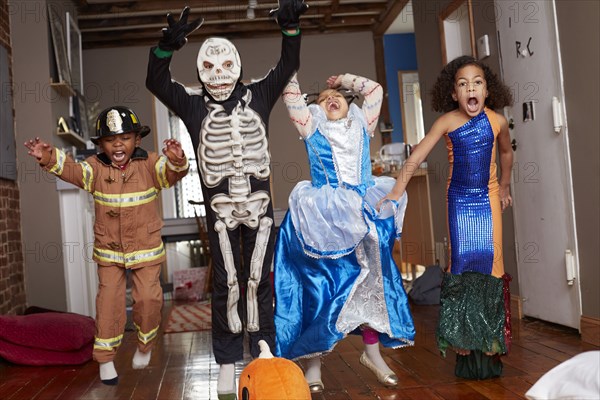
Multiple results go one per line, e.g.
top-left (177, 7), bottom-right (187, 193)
top-left (282, 73), bottom-right (312, 138)
top-left (340, 74), bottom-right (383, 136)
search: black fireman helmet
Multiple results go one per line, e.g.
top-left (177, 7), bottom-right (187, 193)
top-left (91, 106), bottom-right (150, 145)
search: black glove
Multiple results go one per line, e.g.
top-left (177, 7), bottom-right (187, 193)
top-left (158, 6), bottom-right (204, 51)
top-left (269, 0), bottom-right (309, 30)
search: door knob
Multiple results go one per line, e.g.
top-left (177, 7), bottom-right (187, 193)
top-left (508, 118), bottom-right (515, 130)
top-left (511, 139), bottom-right (517, 151)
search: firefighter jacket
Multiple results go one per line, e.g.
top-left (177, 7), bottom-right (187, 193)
top-left (39, 147), bottom-right (189, 269)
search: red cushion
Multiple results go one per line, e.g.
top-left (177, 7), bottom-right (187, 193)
top-left (0, 312), bottom-right (95, 366)
top-left (0, 312), bottom-right (95, 352)
top-left (0, 338), bottom-right (92, 366)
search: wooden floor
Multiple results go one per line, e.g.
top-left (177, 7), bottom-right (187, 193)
top-left (0, 300), bottom-right (598, 400)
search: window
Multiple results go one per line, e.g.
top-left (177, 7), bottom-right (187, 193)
top-left (154, 99), bottom-right (205, 219)
top-left (167, 113), bottom-right (205, 218)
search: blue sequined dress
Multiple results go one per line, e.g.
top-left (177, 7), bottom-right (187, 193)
top-left (274, 103), bottom-right (415, 360)
top-left (436, 108), bottom-right (511, 369)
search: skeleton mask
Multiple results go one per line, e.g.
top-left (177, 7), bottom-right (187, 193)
top-left (197, 38), bottom-right (242, 102)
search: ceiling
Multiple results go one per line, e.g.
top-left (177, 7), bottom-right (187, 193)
top-left (76, 0), bottom-right (412, 49)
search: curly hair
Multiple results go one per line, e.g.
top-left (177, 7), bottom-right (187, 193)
top-left (431, 56), bottom-right (513, 113)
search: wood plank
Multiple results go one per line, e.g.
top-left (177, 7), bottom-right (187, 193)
top-left (465, 380), bottom-right (523, 399)
top-left (321, 352), bottom-right (367, 397)
top-left (399, 387), bottom-right (445, 399)
top-left (495, 376), bottom-right (535, 397)
top-left (156, 365), bottom-right (186, 400)
top-left (431, 382), bottom-right (490, 399)
top-left (581, 315), bottom-right (600, 346)
top-left (32, 368), bottom-right (80, 399)
top-left (3, 369), bottom-right (56, 399)
top-left (56, 361), bottom-right (98, 399)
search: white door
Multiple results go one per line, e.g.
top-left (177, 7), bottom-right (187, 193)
top-left (496, 0), bottom-right (580, 328)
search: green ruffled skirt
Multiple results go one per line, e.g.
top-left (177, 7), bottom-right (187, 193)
top-left (436, 272), bottom-right (511, 379)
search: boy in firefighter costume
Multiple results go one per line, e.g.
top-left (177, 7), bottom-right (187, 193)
top-left (24, 106), bottom-right (189, 385)
top-left (146, 2), bottom-right (306, 398)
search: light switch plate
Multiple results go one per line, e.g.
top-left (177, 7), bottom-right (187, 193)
top-left (477, 34), bottom-right (490, 59)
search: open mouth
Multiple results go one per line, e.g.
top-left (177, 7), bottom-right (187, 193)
top-left (327, 101), bottom-right (340, 112)
top-left (467, 97), bottom-right (479, 113)
top-left (112, 151), bottom-right (126, 163)
top-left (206, 83), bottom-right (233, 91)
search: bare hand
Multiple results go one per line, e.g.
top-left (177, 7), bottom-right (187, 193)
top-left (24, 137), bottom-right (51, 161)
top-left (162, 138), bottom-right (184, 159)
top-left (499, 184), bottom-right (513, 212)
top-left (376, 192), bottom-right (401, 211)
top-left (326, 75), bottom-right (342, 89)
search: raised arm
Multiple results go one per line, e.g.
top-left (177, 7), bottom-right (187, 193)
top-left (334, 74), bottom-right (383, 135)
top-left (24, 137), bottom-right (91, 191)
top-left (382, 114), bottom-right (450, 203)
top-left (157, 138), bottom-right (190, 189)
top-left (146, 7), bottom-right (203, 117)
top-left (282, 73), bottom-right (311, 138)
top-left (249, 0), bottom-right (306, 110)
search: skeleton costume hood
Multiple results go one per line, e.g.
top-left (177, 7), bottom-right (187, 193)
top-left (197, 37), bottom-right (248, 113)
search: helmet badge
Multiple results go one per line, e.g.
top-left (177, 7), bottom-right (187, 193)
top-left (106, 109), bottom-right (124, 133)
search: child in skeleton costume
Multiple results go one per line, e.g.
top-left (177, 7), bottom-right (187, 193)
top-left (145, 3), bottom-right (306, 398)
top-left (24, 106), bottom-right (189, 385)
top-left (274, 73), bottom-right (415, 392)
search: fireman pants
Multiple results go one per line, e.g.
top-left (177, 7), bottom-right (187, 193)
top-left (93, 264), bottom-right (163, 363)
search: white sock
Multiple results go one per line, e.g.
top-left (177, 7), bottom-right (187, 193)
top-left (99, 361), bottom-right (118, 383)
top-left (132, 349), bottom-right (152, 369)
top-left (364, 343), bottom-right (393, 374)
top-left (217, 363), bottom-right (236, 394)
top-left (304, 357), bottom-right (322, 383)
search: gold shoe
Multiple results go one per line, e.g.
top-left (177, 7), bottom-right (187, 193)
top-left (359, 352), bottom-right (398, 386)
top-left (307, 380), bottom-right (324, 393)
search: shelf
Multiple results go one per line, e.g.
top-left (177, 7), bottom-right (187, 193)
top-left (50, 81), bottom-right (76, 97)
top-left (56, 128), bottom-right (87, 147)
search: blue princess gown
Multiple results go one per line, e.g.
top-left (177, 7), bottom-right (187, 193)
top-left (274, 103), bottom-right (415, 360)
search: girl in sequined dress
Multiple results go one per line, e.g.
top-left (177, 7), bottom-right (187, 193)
top-left (274, 73), bottom-right (415, 392)
top-left (382, 56), bottom-right (514, 379)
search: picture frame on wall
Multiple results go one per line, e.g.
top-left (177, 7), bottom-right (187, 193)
top-left (78, 94), bottom-right (90, 139)
top-left (71, 91), bottom-right (90, 139)
top-left (66, 11), bottom-right (82, 94)
top-left (48, 4), bottom-right (71, 86)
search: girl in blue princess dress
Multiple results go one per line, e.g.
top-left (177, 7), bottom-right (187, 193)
top-left (274, 73), bottom-right (415, 392)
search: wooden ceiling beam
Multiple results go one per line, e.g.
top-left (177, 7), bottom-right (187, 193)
top-left (80, 13), bottom-right (378, 34)
top-left (372, 0), bottom-right (409, 36)
top-left (78, 3), bottom-right (385, 25)
top-left (77, 0), bottom-right (397, 50)
top-left (81, 24), bottom-right (374, 49)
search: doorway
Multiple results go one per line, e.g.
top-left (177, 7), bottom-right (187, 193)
top-left (496, 0), bottom-right (581, 329)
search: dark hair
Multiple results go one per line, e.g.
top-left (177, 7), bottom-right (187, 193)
top-left (431, 56), bottom-right (513, 113)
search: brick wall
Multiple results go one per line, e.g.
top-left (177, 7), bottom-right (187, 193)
top-left (0, 0), bottom-right (27, 315)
